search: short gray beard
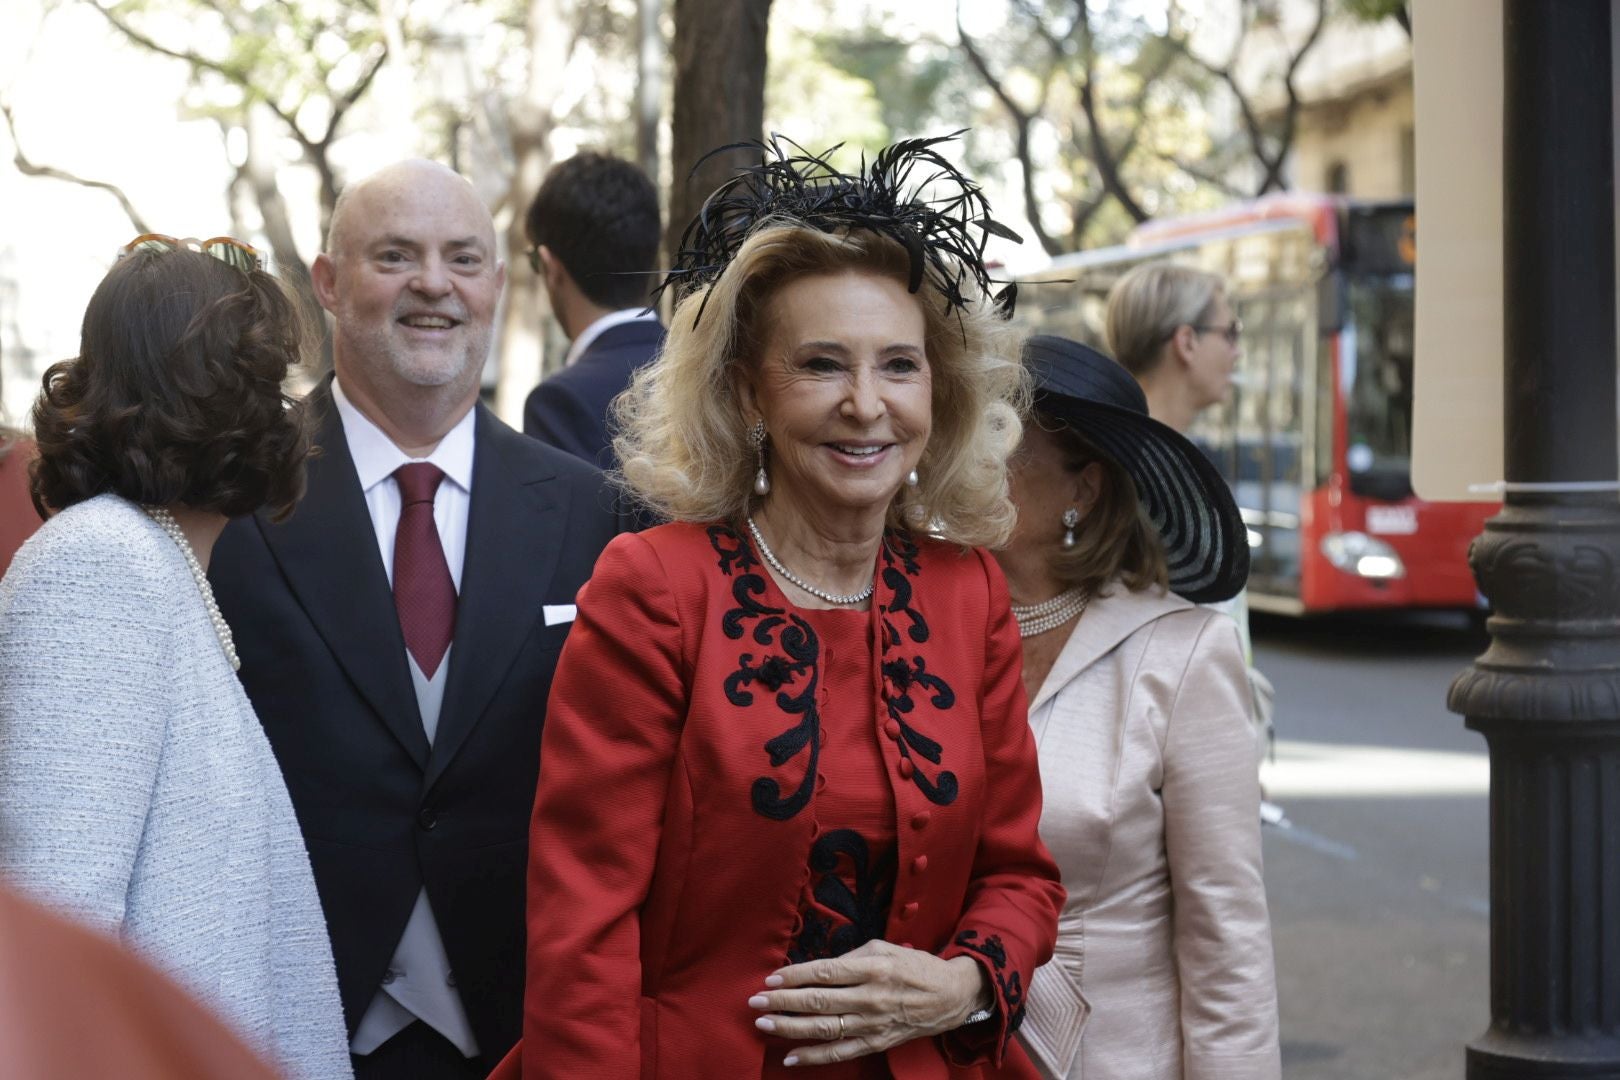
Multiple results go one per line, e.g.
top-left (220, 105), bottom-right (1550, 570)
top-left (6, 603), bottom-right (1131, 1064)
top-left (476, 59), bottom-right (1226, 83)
top-left (348, 320), bottom-right (491, 391)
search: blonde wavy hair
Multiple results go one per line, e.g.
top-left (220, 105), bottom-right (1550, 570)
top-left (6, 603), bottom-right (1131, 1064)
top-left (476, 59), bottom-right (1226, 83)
top-left (612, 223), bottom-right (1028, 548)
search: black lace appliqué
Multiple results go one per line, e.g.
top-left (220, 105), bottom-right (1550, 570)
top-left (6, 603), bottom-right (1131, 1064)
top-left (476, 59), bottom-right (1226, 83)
top-left (953, 929), bottom-right (1028, 1040)
top-left (879, 529), bottom-right (958, 805)
top-left (709, 525), bottom-right (823, 821)
top-left (789, 829), bottom-right (897, 964)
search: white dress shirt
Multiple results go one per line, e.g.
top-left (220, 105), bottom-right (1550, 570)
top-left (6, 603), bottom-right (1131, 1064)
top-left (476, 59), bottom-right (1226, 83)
top-left (333, 378), bottom-right (473, 590)
top-left (563, 307), bottom-right (659, 368)
top-left (331, 378), bottom-right (481, 1058)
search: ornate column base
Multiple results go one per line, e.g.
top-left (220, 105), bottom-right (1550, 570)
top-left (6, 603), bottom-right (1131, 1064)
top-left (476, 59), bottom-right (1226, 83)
top-left (1450, 501), bottom-right (1620, 1080)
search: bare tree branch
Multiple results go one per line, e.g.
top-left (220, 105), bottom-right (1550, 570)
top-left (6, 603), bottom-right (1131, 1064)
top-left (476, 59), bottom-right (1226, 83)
top-left (1156, 150), bottom-right (1248, 197)
top-left (956, 0), bottom-right (1064, 256)
top-left (2, 102), bottom-right (149, 231)
top-left (1267, 0), bottom-right (1328, 192)
top-left (1169, 0), bottom-right (1326, 195)
top-left (1069, 194), bottom-right (1105, 245)
top-left (1074, 3), bottom-right (1150, 224)
top-left (90, 2), bottom-right (313, 151)
top-left (325, 43), bottom-right (388, 142)
top-left (1008, 0), bottom-right (1069, 57)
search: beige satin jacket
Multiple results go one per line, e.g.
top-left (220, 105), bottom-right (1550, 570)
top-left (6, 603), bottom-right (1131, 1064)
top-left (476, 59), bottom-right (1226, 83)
top-left (1016, 584), bottom-right (1281, 1080)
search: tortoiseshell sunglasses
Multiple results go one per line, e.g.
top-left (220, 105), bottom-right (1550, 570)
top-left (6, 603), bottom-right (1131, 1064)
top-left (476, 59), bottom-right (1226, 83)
top-left (118, 233), bottom-right (264, 272)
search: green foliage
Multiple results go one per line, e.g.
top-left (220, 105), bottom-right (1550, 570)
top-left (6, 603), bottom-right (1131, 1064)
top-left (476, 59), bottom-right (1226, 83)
top-left (795, 2), bottom-right (1233, 255)
top-left (98, 0), bottom-right (386, 141)
top-left (1340, 0), bottom-right (1409, 23)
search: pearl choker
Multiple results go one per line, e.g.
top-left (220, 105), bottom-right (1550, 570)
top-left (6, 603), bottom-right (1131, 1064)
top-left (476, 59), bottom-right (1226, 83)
top-left (144, 506), bottom-right (241, 672)
top-left (1010, 587), bottom-right (1090, 639)
top-left (745, 516), bottom-right (874, 606)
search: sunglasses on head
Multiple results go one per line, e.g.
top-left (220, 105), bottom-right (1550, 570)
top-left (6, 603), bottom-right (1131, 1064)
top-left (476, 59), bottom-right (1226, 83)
top-left (119, 233), bottom-right (264, 272)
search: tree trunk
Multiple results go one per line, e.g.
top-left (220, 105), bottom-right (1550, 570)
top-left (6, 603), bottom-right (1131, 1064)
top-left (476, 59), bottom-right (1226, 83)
top-left (665, 0), bottom-right (773, 264)
top-left (636, 0), bottom-right (664, 193)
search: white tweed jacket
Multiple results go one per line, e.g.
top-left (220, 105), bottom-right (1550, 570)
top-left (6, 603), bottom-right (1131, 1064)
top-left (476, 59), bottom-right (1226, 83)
top-left (0, 494), bottom-right (352, 1080)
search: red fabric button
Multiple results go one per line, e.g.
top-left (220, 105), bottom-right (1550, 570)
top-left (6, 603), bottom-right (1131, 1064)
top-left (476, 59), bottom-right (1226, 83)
top-left (911, 811), bottom-right (931, 830)
top-left (816, 773), bottom-right (828, 792)
top-left (884, 719), bottom-right (902, 739)
top-left (912, 855), bottom-right (929, 874)
top-left (898, 759), bottom-right (914, 779)
top-left (901, 901), bottom-right (920, 919)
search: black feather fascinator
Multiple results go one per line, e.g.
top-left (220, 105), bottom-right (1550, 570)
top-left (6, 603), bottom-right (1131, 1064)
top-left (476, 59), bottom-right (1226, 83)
top-left (655, 130), bottom-right (1022, 322)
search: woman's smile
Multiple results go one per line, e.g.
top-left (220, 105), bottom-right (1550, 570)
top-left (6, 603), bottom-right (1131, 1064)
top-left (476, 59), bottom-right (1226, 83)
top-left (738, 270), bottom-right (932, 524)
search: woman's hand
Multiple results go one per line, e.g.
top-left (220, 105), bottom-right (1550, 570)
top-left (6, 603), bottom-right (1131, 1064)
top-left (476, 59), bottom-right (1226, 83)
top-left (747, 940), bottom-right (992, 1067)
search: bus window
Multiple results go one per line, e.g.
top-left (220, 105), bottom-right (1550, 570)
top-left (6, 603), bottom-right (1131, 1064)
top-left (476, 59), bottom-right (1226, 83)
top-left (1345, 273), bottom-right (1416, 501)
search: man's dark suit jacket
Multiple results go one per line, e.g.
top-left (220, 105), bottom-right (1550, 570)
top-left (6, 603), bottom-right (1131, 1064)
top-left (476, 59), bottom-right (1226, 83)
top-left (522, 318), bottom-right (664, 469)
top-left (209, 386), bottom-right (626, 1064)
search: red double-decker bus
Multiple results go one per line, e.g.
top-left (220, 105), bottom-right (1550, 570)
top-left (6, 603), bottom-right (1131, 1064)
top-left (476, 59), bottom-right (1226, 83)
top-left (1016, 194), bottom-right (1495, 615)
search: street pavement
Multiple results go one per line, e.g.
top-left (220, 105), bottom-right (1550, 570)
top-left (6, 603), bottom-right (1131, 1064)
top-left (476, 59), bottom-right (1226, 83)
top-left (1254, 612), bottom-right (1490, 1080)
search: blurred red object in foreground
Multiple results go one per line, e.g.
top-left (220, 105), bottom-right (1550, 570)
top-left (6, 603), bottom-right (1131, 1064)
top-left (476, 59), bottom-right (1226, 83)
top-left (0, 884), bottom-right (283, 1080)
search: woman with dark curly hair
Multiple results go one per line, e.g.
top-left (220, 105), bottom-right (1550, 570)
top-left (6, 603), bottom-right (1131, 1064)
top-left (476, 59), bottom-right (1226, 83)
top-left (0, 238), bottom-right (353, 1080)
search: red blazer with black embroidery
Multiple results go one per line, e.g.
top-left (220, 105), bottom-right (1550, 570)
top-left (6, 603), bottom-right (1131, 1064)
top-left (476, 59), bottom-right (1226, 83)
top-left (496, 522), bottom-right (1063, 1079)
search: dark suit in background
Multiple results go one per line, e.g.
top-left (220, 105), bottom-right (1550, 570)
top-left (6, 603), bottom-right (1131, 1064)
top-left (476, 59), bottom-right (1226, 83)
top-left (522, 318), bottom-right (664, 470)
top-left (210, 391), bottom-right (625, 1066)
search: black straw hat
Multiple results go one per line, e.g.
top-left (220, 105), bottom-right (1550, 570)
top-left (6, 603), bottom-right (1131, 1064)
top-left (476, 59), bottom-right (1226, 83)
top-left (1022, 335), bottom-right (1250, 604)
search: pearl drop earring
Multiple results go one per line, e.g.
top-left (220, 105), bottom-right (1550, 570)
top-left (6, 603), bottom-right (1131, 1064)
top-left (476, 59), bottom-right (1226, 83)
top-left (749, 419), bottom-right (770, 496)
top-left (906, 467), bottom-right (919, 488)
top-left (1061, 507), bottom-right (1080, 550)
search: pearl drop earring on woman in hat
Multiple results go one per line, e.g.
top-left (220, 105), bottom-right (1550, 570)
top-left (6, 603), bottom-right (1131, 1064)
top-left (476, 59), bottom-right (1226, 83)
top-left (750, 419), bottom-right (770, 496)
top-left (906, 467), bottom-right (919, 488)
top-left (1061, 506), bottom-right (1080, 550)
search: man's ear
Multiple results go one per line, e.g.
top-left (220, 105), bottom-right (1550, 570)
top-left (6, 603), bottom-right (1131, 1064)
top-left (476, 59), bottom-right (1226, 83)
top-left (310, 253), bottom-right (339, 314)
top-left (537, 246), bottom-right (567, 297)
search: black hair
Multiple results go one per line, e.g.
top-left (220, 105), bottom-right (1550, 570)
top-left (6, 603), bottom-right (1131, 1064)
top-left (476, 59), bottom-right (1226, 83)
top-left (525, 151), bottom-right (661, 310)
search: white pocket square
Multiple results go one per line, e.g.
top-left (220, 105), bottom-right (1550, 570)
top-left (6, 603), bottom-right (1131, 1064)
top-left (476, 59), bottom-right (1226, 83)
top-left (543, 604), bottom-right (577, 627)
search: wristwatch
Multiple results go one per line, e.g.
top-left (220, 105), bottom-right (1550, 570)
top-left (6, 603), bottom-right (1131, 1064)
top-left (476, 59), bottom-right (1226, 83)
top-left (963, 1006), bottom-right (994, 1026)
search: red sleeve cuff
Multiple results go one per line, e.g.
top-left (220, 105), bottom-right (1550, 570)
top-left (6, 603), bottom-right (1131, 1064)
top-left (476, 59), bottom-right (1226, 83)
top-left (938, 929), bottom-right (1029, 1067)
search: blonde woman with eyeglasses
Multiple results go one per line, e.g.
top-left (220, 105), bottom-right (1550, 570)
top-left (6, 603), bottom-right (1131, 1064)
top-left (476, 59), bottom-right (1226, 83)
top-left (1104, 262), bottom-right (1242, 435)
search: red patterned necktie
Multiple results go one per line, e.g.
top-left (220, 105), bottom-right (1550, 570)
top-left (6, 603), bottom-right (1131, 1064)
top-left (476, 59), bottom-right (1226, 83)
top-left (392, 462), bottom-right (456, 678)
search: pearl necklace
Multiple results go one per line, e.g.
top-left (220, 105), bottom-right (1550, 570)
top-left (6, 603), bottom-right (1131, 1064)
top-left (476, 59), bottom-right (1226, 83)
top-left (144, 506), bottom-right (241, 672)
top-left (745, 516), bottom-right (874, 606)
top-left (1010, 587), bottom-right (1090, 639)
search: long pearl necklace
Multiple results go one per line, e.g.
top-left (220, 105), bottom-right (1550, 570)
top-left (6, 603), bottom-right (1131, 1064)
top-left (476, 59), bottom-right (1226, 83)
top-left (144, 506), bottom-right (241, 672)
top-left (745, 516), bottom-right (874, 606)
top-left (1010, 587), bottom-right (1090, 639)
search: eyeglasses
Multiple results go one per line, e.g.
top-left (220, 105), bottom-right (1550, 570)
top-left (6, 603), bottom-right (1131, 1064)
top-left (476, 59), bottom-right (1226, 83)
top-left (118, 233), bottom-right (263, 272)
top-left (1191, 318), bottom-right (1242, 345)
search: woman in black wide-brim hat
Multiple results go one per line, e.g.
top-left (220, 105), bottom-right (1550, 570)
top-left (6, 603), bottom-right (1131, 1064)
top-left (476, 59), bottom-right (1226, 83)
top-left (991, 335), bottom-right (1280, 1080)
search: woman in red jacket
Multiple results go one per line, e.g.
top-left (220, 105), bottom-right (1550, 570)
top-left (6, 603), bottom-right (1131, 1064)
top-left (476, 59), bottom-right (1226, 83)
top-left (492, 136), bottom-right (1063, 1080)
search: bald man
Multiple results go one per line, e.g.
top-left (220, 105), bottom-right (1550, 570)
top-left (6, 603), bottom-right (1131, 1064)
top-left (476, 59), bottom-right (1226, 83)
top-left (210, 160), bottom-right (628, 1078)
